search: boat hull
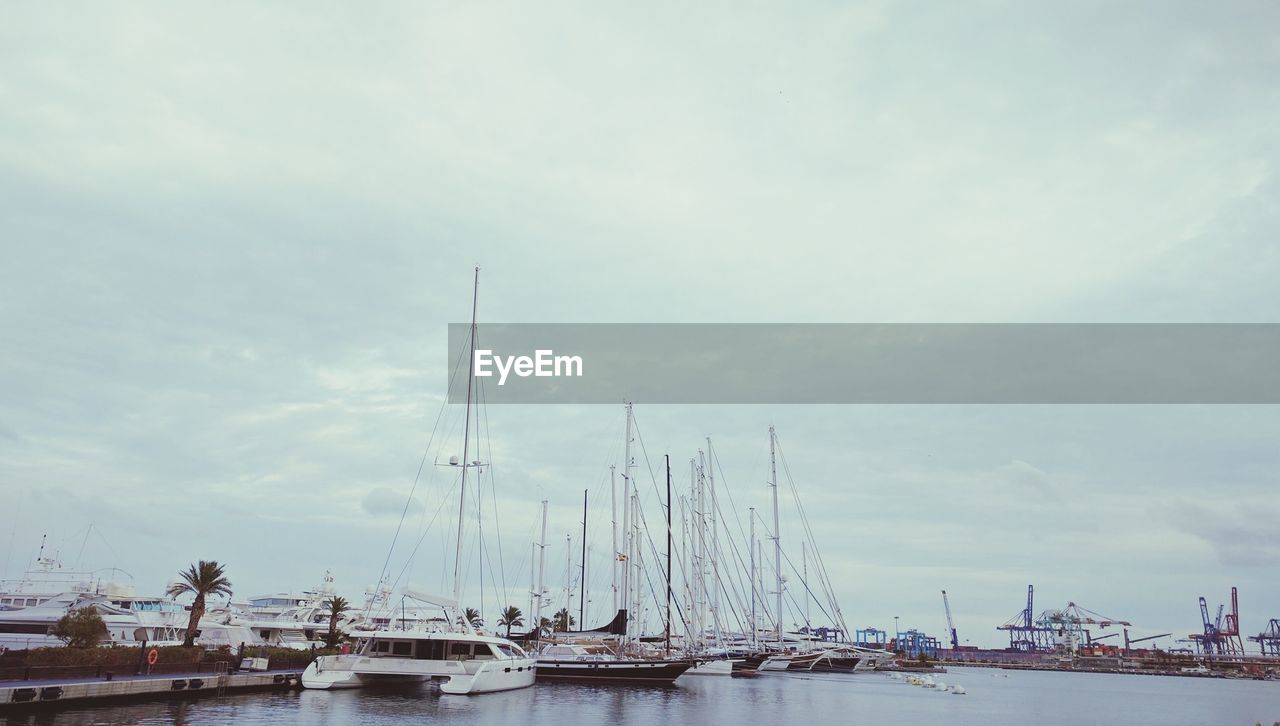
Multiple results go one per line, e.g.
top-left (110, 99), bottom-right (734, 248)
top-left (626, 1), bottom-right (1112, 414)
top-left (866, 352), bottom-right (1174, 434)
top-left (683, 659), bottom-right (740, 676)
top-left (535, 659), bottom-right (693, 683)
top-left (302, 654), bottom-right (537, 694)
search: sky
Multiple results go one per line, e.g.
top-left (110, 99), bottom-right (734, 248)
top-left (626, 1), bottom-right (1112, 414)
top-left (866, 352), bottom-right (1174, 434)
top-left (1, 1), bottom-right (1278, 649)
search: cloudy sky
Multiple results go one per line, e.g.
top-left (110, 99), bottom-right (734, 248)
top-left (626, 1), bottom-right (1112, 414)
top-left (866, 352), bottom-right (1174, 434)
top-left (2, 2), bottom-right (1278, 648)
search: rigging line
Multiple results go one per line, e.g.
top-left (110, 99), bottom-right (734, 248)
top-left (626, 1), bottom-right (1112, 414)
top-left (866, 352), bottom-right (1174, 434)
top-left (777, 546), bottom-right (837, 632)
top-left (631, 496), bottom-right (691, 636)
top-left (629, 420), bottom-right (698, 622)
top-left (384, 472), bottom-right (463, 606)
top-left (476, 376), bottom-right (510, 616)
top-left (375, 331), bottom-right (469, 599)
top-left (703, 446), bottom-right (762, 629)
top-left (91, 525), bottom-right (119, 567)
top-left (775, 438), bottom-right (847, 634)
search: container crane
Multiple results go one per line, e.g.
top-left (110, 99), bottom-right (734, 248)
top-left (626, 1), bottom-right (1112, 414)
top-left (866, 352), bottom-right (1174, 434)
top-left (1250, 619), bottom-right (1280, 656)
top-left (1190, 587), bottom-right (1244, 656)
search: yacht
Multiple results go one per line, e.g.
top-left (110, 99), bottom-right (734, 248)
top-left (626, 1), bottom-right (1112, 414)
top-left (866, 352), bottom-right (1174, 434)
top-left (302, 592), bottom-right (536, 694)
top-left (0, 591), bottom-right (187, 651)
top-left (207, 573), bottom-right (358, 649)
top-left (0, 543), bottom-right (134, 611)
top-left (302, 269), bottom-right (535, 695)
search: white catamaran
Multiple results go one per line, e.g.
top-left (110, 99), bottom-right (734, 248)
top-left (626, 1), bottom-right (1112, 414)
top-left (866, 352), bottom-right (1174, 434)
top-left (302, 268), bottom-right (536, 694)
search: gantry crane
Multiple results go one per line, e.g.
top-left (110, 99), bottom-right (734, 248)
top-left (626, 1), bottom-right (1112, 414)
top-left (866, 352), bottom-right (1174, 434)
top-left (1250, 619), bottom-right (1280, 656)
top-left (1190, 587), bottom-right (1244, 656)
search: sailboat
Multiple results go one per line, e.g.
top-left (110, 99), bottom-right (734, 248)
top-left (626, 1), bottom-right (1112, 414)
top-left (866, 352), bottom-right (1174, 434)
top-left (301, 269), bottom-right (537, 695)
top-left (750, 426), bottom-right (894, 675)
top-left (532, 405), bottom-right (694, 684)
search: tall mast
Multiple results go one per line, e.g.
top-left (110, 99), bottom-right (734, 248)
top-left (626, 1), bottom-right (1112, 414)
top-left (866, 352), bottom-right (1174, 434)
top-left (610, 465), bottom-right (618, 612)
top-left (756, 539), bottom-right (764, 646)
top-left (564, 533), bottom-right (572, 622)
top-left (665, 454), bottom-right (673, 655)
top-left (534, 499), bottom-right (548, 638)
top-left (451, 267), bottom-right (480, 608)
top-left (769, 425), bottom-right (782, 645)
top-left (691, 455), bottom-right (702, 649)
top-left (680, 493), bottom-right (691, 647)
top-left (580, 489), bottom-right (588, 628)
top-left (620, 402), bottom-right (633, 642)
top-left (707, 437), bottom-right (722, 648)
top-left (749, 507), bottom-right (757, 649)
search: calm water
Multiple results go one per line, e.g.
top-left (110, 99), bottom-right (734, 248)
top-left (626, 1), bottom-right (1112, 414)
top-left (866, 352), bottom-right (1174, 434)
top-left (5, 668), bottom-right (1279, 726)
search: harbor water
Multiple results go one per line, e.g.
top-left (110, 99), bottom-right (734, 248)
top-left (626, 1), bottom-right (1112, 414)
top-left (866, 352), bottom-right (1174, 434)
top-left (4, 668), bottom-right (1277, 726)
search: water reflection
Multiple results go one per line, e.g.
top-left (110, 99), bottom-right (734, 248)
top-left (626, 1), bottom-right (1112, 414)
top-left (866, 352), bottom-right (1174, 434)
top-left (3, 668), bottom-right (1277, 726)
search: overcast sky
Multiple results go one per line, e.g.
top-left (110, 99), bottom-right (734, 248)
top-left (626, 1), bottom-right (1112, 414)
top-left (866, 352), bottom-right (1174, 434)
top-left (2, 2), bottom-right (1278, 648)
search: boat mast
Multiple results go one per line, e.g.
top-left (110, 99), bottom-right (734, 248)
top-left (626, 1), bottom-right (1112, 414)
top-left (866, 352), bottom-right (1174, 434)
top-left (680, 492), bottom-right (691, 648)
top-left (451, 267), bottom-right (480, 615)
top-left (665, 453), bottom-right (673, 655)
top-left (756, 539), bottom-right (764, 646)
top-left (749, 506), bottom-right (756, 649)
top-left (610, 465), bottom-right (618, 613)
top-left (691, 455), bottom-right (702, 651)
top-left (580, 489), bottom-right (588, 628)
top-left (631, 487), bottom-right (641, 639)
top-left (769, 425), bottom-right (782, 646)
top-left (534, 499), bottom-right (548, 638)
top-left (707, 437), bottom-right (722, 649)
top-left (620, 402), bottom-right (633, 643)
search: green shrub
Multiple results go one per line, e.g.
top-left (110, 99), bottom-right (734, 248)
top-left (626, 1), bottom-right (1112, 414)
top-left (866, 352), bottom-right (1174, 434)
top-left (50, 607), bottom-right (108, 648)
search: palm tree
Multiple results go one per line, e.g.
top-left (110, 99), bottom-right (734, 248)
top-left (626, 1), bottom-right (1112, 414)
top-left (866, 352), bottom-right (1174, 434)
top-left (537, 617), bottom-right (554, 637)
top-left (458, 607), bottom-right (483, 629)
top-left (497, 606), bottom-right (524, 639)
top-left (324, 596), bottom-right (351, 647)
top-left (166, 560), bottom-right (232, 647)
top-left (553, 608), bottom-right (575, 632)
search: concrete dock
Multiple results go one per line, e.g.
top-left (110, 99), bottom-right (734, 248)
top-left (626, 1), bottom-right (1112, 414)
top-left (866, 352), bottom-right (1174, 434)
top-left (0, 669), bottom-right (303, 708)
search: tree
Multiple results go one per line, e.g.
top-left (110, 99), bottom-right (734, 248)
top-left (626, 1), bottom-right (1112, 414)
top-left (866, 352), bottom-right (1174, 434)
top-left (458, 607), bottom-right (483, 629)
top-left (51, 606), bottom-right (107, 648)
top-left (537, 617), bottom-right (554, 638)
top-left (324, 596), bottom-right (351, 647)
top-left (553, 608), bottom-right (575, 632)
top-left (497, 606), bottom-right (524, 639)
top-left (166, 560), bottom-right (233, 648)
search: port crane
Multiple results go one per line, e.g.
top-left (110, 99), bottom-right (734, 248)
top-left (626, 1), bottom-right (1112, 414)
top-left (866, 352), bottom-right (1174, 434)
top-left (998, 585), bottom-right (1131, 654)
top-left (1190, 587), bottom-right (1244, 656)
top-left (941, 590), bottom-right (959, 650)
top-left (1123, 628), bottom-right (1172, 654)
top-left (1250, 619), bottom-right (1280, 656)
top-left (998, 585), bottom-right (1054, 651)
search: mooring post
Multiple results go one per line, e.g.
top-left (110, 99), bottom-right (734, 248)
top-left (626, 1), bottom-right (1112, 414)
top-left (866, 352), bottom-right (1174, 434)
top-left (135, 639), bottom-right (148, 676)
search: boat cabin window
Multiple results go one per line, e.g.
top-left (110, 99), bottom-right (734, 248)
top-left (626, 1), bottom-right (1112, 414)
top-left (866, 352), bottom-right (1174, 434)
top-left (372, 640), bottom-right (392, 653)
top-left (412, 640), bottom-right (441, 660)
top-left (391, 641), bottom-right (413, 656)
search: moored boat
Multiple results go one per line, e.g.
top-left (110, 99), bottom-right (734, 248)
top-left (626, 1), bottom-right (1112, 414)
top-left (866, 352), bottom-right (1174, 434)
top-left (303, 620), bottom-right (536, 694)
top-left (535, 644), bottom-right (692, 683)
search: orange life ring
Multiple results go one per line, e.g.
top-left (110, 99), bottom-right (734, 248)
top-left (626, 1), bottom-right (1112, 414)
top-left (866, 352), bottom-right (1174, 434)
top-left (147, 648), bottom-right (159, 666)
